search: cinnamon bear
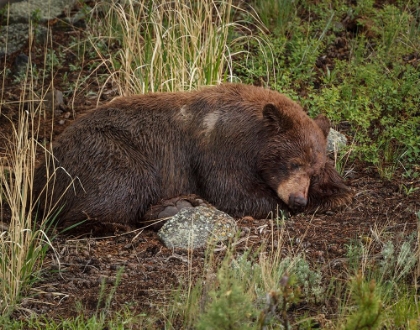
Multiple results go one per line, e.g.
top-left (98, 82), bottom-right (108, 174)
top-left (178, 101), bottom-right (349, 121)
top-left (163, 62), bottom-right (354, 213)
top-left (34, 84), bottom-right (352, 229)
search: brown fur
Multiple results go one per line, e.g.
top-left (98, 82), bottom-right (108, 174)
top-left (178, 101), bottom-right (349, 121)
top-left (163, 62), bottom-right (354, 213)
top-left (34, 84), bottom-right (352, 229)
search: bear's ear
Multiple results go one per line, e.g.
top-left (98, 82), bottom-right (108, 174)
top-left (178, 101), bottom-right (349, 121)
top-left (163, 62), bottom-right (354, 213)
top-left (313, 114), bottom-right (330, 138)
top-left (262, 103), bottom-right (293, 131)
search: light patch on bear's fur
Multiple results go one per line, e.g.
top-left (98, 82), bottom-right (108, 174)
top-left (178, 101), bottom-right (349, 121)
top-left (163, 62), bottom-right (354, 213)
top-left (180, 105), bottom-right (188, 116)
top-left (177, 105), bottom-right (192, 121)
top-left (276, 170), bottom-right (310, 207)
top-left (202, 111), bottom-right (220, 136)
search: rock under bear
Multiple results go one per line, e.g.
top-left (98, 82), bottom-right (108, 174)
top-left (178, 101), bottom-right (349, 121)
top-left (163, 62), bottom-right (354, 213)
top-left (34, 83), bottom-right (352, 229)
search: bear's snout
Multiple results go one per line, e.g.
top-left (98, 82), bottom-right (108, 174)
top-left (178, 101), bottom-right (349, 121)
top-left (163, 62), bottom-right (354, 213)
top-left (289, 193), bottom-right (308, 210)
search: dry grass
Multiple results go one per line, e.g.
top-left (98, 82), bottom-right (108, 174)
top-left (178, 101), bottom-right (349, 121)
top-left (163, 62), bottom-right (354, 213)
top-left (0, 26), bottom-right (57, 316)
top-left (88, 0), bottom-right (273, 95)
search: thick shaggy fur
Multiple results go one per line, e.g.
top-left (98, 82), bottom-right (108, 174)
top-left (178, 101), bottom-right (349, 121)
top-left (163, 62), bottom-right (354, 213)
top-left (34, 84), bottom-right (352, 228)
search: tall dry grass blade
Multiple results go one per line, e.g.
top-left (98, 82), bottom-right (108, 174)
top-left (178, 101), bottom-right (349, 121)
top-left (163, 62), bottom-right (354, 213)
top-left (88, 0), bottom-right (273, 96)
top-left (0, 23), bottom-right (57, 316)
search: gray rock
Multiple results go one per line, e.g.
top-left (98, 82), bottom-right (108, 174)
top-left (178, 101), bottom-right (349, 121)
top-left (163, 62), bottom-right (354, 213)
top-left (0, 24), bottom-right (29, 56)
top-left (43, 88), bottom-right (64, 112)
top-left (7, 0), bottom-right (77, 23)
top-left (0, 0), bottom-right (23, 8)
top-left (0, 0), bottom-right (78, 55)
top-left (158, 206), bottom-right (237, 250)
top-left (0, 23), bottom-right (48, 56)
top-left (327, 128), bottom-right (347, 153)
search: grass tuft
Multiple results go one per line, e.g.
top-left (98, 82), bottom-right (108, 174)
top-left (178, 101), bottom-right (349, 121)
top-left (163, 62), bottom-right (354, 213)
top-left (0, 23), bottom-right (57, 316)
top-left (87, 0), bottom-right (273, 95)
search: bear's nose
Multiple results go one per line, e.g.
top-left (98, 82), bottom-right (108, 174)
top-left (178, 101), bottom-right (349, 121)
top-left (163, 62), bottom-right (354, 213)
top-left (289, 194), bottom-right (307, 210)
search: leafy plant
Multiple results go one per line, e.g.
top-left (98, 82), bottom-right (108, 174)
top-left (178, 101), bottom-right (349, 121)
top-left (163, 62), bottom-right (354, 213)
top-left (196, 257), bottom-right (256, 330)
top-left (343, 275), bottom-right (382, 330)
top-left (338, 226), bottom-right (420, 329)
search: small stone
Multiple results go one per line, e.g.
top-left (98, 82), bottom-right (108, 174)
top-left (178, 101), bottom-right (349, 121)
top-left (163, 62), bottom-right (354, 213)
top-left (44, 89), bottom-right (64, 112)
top-left (327, 128), bottom-right (347, 153)
top-left (157, 206), bottom-right (237, 249)
top-left (8, 0), bottom-right (78, 23)
top-left (0, 24), bottom-right (48, 56)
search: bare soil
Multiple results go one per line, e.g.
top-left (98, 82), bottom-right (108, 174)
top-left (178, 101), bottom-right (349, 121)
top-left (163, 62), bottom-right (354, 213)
top-left (1, 1), bottom-right (419, 327)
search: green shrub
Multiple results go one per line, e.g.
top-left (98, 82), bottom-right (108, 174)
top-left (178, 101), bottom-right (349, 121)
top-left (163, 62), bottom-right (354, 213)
top-left (246, 1), bottom-right (420, 176)
top-left (343, 275), bottom-right (382, 330)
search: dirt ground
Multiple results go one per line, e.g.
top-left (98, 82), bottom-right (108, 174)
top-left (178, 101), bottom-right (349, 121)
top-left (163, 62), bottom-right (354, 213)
top-left (1, 1), bottom-right (420, 327)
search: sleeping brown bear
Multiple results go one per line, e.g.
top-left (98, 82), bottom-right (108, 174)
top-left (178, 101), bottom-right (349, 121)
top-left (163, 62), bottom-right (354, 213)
top-left (34, 84), bottom-right (352, 229)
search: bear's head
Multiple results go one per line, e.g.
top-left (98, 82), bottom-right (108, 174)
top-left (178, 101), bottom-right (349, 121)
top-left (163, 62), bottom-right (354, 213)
top-left (258, 103), bottom-right (351, 212)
